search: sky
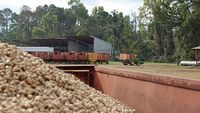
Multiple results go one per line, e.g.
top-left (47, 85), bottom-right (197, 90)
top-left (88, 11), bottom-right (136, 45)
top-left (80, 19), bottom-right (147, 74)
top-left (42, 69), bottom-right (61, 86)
top-left (0, 0), bottom-right (144, 16)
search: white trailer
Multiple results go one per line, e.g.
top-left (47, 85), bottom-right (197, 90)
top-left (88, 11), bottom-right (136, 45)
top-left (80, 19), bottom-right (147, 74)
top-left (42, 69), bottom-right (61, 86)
top-left (17, 47), bottom-right (54, 52)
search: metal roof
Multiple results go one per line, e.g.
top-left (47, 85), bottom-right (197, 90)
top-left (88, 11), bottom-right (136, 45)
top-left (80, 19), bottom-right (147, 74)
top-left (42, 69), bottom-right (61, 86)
top-left (29, 38), bottom-right (68, 47)
top-left (29, 36), bottom-right (94, 47)
top-left (69, 36), bottom-right (94, 44)
top-left (192, 46), bottom-right (200, 50)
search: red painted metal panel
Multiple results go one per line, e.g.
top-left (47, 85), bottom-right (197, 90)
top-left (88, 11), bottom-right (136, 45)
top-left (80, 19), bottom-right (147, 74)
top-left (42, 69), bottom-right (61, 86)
top-left (77, 52), bottom-right (88, 61)
top-left (102, 53), bottom-right (110, 62)
top-left (94, 67), bottom-right (200, 113)
top-left (64, 52), bottom-right (78, 61)
top-left (50, 52), bottom-right (64, 61)
top-left (129, 54), bottom-right (137, 59)
top-left (97, 53), bottom-right (110, 62)
top-left (97, 53), bottom-right (102, 61)
top-left (29, 52), bottom-right (38, 57)
top-left (37, 52), bottom-right (51, 60)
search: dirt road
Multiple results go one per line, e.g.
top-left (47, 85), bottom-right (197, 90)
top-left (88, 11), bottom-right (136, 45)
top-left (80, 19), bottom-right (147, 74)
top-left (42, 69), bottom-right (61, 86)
top-left (101, 62), bottom-right (200, 80)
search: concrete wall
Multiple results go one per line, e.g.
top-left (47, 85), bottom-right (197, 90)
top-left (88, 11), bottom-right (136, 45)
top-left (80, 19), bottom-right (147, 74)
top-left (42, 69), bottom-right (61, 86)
top-left (93, 37), bottom-right (112, 54)
top-left (94, 66), bottom-right (200, 113)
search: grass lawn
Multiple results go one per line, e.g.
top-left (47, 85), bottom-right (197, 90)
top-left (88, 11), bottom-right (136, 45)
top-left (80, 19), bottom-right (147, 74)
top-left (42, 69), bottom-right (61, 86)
top-left (102, 62), bottom-right (200, 80)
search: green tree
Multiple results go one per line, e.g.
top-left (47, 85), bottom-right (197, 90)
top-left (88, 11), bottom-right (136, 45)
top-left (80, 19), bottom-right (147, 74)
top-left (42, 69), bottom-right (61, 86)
top-left (34, 5), bottom-right (48, 26)
top-left (0, 8), bottom-right (12, 31)
top-left (19, 5), bottom-right (34, 39)
top-left (68, 0), bottom-right (89, 36)
top-left (0, 8), bottom-right (13, 38)
top-left (64, 8), bottom-right (76, 36)
top-left (32, 27), bottom-right (45, 37)
top-left (89, 6), bottom-right (112, 39)
top-left (41, 11), bottom-right (58, 38)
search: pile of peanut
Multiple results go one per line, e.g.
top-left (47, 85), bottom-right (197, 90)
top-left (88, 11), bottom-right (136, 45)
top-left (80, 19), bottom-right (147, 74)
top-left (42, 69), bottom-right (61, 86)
top-left (0, 42), bottom-right (135, 113)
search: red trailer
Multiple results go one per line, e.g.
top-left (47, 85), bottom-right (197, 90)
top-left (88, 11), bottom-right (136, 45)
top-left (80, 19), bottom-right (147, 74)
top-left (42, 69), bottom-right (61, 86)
top-left (29, 52), bottom-right (39, 57)
top-left (102, 53), bottom-right (110, 64)
top-left (29, 51), bottom-right (110, 64)
top-left (50, 52), bottom-right (65, 61)
top-left (97, 53), bottom-right (110, 64)
top-left (64, 52), bottom-right (78, 63)
top-left (37, 52), bottom-right (51, 60)
top-left (77, 52), bottom-right (88, 63)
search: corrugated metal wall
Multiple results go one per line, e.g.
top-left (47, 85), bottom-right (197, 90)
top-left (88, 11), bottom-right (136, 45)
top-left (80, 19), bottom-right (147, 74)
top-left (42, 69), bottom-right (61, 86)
top-left (93, 37), bottom-right (112, 54)
top-left (68, 40), bottom-right (89, 52)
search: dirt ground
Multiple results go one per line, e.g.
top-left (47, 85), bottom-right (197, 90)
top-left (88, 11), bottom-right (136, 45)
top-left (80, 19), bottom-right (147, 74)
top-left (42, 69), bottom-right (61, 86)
top-left (101, 62), bottom-right (200, 80)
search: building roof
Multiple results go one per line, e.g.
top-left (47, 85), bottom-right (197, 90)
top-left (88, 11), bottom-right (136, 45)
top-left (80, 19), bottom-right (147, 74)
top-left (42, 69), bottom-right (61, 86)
top-left (90, 35), bottom-right (112, 46)
top-left (192, 46), bottom-right (200, 50)
top-left (70, 36), bottom-right (94, 45)
top-left (29, 36), bottom-right (95, 47)
top-left (29, 38), bottom-right (68, 47)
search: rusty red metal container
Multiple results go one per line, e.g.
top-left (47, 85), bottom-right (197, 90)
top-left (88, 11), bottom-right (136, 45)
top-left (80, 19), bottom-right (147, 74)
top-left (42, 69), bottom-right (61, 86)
top-left (97, 53), bottom-right (103, 61)
top-left (94, 67), bottom-right (200, 113)
top-left (37, 52), bottom-right (51, 60)
top-left (77, 52), bottom-right (88, 61)
top-left (102, 53), bottom-right (110, 62)
top-left (29, 52), bottom-right (38, 57)
top-left (97, 53), bottom-right (110, 63)
top-left (129, 54), bottom-right (137, 59)
top-left (64, 52), bottom-right (78, 61)
top-left (50, 52), bottom-right (64, 61)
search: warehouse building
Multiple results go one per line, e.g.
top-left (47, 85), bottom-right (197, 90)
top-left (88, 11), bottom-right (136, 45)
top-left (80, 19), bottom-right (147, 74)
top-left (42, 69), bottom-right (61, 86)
top-left (28, 35), bottom-right (112, 54)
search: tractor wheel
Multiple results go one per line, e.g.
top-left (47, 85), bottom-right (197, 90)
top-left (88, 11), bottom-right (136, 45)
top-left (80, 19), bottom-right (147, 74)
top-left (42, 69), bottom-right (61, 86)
top-left (130, 62), bottom-right (134, 66)
top-left (123, 59), bottom-right (130, 65)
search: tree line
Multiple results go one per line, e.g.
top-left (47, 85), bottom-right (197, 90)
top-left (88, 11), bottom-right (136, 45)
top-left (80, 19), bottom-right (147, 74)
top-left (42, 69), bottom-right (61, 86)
top-left (138, 0), bottom-right (200, 62)
top-left (0, 0), bottom-right (200, 62)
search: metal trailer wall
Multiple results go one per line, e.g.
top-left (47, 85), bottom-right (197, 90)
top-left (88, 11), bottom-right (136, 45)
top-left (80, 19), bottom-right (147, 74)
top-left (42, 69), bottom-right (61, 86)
top-left (93, 36), bottom-right (112, 54)
top-left (94, 66), bottom-right (200, 113)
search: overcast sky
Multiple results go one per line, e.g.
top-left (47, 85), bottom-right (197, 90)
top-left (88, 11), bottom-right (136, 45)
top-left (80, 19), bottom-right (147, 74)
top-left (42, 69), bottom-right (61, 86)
top-left (0, 0), bottom-right (144, 16)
